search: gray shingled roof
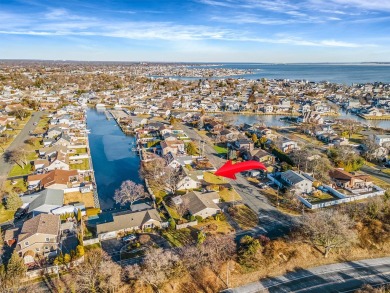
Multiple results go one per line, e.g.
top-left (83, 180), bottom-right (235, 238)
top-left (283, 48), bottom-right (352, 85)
top-left (182, 191), bottom-right (220, 215)
top-left (24, 189), bottom-right (64, 213)
top-left (95, 209), bottom-right (161, 234)
top-left (18, 214), bottom-right (60, 242)
top-left (281, 170), bottom-right (307, 185)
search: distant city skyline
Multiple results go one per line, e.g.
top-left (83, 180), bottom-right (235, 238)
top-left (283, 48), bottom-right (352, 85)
top-left (1, 0), bottom-right (389, 62)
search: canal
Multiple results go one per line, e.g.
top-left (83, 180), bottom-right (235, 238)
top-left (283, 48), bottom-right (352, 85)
top-left (87, 108), bottom-right (142, 211)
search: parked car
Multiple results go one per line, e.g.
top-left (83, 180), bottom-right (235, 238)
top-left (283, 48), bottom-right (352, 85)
top-left (122, 234), bottom-right (137, 242)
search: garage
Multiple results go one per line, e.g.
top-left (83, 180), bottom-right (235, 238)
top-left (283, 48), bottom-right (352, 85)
top-left (99, 231), bottom-right (117, 240)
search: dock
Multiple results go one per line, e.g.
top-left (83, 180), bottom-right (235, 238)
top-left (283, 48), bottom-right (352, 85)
top-left (104, 111), bottom-right (112, 120)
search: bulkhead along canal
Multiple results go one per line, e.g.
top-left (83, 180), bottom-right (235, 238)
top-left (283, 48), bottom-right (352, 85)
top-left (87, 108), bottom-right (142, 211)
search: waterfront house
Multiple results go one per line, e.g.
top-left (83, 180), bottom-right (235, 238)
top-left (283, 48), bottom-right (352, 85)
top-left (15, 214), bottom-right (61, 265)
top-left (374, 134), bottom-right (390, 146)
top-left (92, 209), bottom-right (162, 240)
top-left (130, 116), bottom-right (148, 128)
top-left (263, 104), bottom-right (274, 113)
top-left (27, 169), bottom-right (79, 191)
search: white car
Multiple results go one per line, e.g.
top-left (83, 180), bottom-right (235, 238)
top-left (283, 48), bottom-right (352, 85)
top-left (122, 234), bottom-right (137, 242)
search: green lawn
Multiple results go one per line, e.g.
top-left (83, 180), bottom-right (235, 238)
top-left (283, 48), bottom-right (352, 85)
top-left (9, 163), bottom-right (32, 177)
top-left (228, 204), bottom-right (258, 230)
top-left (162, 228), bottom-right (196, 247)
top-left (0, 204), bottom-right (15, 224)
top-left (382, 168), bottom-right (390, 175)
top-left (348, 133), bottom-right (366, 144)
top-left (204, 171), bottom-right (227, 184)
top-left (195, 218), bottom-right (234, 234)
top-left (70, 159), bottom-right (90, 170)
top-left (4, 179), bottom-right (27, 193)
top-left (219, 188), bottom-right (242, 202)
top-left (165, 205), bottom-right (181, 220)
top-left (213, 145), bottom-right (228, 154)
top-left (74, 148), bottom-right (88, 154)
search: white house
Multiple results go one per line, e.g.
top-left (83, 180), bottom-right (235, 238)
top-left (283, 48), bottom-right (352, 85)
top-left (374, 135), bottom-right (390, 146)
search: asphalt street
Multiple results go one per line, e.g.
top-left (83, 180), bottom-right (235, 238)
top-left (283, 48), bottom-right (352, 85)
top-left (224, 257), bottom-right (390, 293)
top-left (0, 111), bottom-right (44, 186)
top-left (181, 124), bottom-right (296, 238)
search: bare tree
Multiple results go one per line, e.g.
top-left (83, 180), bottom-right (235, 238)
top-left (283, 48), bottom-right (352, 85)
top-left (127, 248), bottom-right (183, 293)
top-left (74, 248), bottom-right (121, 293)
top-left (140, 158), bottom-right (166, 190)
top-left (300, 209), bottom-right (357, 257)
top-left (363, 137), bottom-right (388, 162)
top-left (202, 235), bottom-right (236, 274)
top-left (4, 149), bottom-right (25, 168)
top-left (164, 166), bottom-right (183, 195)
top-left (114, 180), bottom-right (146, 208)
top-left (176, 196), bottom-right (189, 219)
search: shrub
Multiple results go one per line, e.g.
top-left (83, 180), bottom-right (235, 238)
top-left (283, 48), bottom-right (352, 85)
top-left (195, 215), bottom-right (203, 223)
top-left (139, 234), bottom-right (151, 245)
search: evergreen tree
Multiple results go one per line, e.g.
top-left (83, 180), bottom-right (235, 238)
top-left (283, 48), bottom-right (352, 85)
top-left (6, 251), bottom-right (27, 289)
top-left (186, 142), bottom-right (198, 156)
top-left (5, 192), bottom-right (22, 210)
top-left (77, 209), bottom-right (82, 222)
top-left (251, 133), bottom-right (258, 144)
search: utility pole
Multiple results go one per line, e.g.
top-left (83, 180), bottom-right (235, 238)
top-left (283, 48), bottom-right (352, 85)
top-left (226, 261), bottom-right (229, 288)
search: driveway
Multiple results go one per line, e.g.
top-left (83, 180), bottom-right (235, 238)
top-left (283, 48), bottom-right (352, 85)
top-left (101, 233), bottom-right (171, 263)
top-left (0, 111), bottom-right (45, 185)
top-left (180, 124), bottom-right (297, 238)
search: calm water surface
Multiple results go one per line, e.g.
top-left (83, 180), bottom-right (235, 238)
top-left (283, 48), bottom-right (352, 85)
top-left (87, 108), bottom-right (142, 210)
top-left (155, 63), bottom-right (390, 85)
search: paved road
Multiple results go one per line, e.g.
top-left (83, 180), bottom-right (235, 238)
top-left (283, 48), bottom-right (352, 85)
top-left (223, 257), bottom-right (390, 293)
top-left (181, 125), bottom-right (296, 238)
top-left (361, 165), bottom-right (390, 185)
top-left (0, 111), bottom-right (44, 186)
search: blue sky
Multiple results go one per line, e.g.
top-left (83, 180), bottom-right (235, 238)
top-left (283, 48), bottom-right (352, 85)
top-left (0, 0), bottom-right (389, 62)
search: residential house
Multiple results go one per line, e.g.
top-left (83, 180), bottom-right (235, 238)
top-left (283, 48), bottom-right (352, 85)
top-left (280, 170), bottom-right (313, 194)
top-left (329, 169), bottom-right (372, 189)
top-left (27, 169), bottom-right (79, 191)
top-left (21, 189), bottom-right (64, 216)
top-left (233, 138), bottom-right (254, 151)
top-left (277, 137), bottom-right (299, 153)
top-left (92, 209), bottom-right (162, 240)
top-left (205, 121), bottom-right (224, 133)
top-left (177, 167), bottom-right (202, 191)
top-left (130, 116), bottom-right (148, 128)
top-left (374, 134), bottom-right (390, 147)
top-left (160, 137), bottom-right (185, 155)
top-left (15, 214), bottom-right (61, 264)
top-left (182, 191), bottom-right (221, 219)
top-left (262, 104), bottom-right (273, 113)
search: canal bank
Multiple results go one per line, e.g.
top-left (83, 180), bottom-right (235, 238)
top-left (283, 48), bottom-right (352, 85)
top-left (86, 108), bottom-right (143, 211)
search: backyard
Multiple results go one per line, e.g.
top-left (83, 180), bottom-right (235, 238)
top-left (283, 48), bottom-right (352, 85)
top-left (162, 228), bottom-right (196, 247)
top-left (228, 204), bottom-right (258, 230)
top-left (213, 144), bottom-right (228, 155)
top-left (69, 159), bottom-right (90, 170)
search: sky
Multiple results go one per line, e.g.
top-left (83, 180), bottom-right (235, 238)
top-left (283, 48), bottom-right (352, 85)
top-left (0, 0), bottom-right (390, 62)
